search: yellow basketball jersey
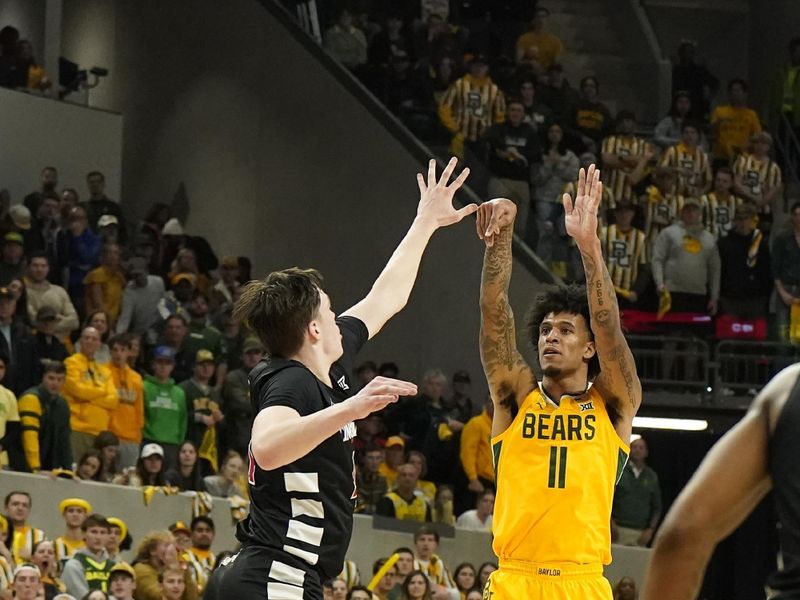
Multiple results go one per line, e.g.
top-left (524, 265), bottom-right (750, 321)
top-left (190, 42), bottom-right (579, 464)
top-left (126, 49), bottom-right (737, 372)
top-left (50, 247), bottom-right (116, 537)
top-left (492, 385), bottom-right (629, 565)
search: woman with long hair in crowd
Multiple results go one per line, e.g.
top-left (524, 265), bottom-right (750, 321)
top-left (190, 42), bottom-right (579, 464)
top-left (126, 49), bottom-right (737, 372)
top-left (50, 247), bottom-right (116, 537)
top-left (132, 531), bottom-right (196, 600)
top-left (613, 576), bottom-right (638, 600)
top-left (400, 570), bottom-right (433, 600)
top-left (202, 451), bottom-right (245, 498)
top-left (477, 562), bottom-right (497, 590)
top-left (92, 431), bottom-right (120, 483)
top-left (114, 444), bottom-right (167, 487)
top-left (164, 441), bottom-right (206, 492)
top-left (453, 563), bottom-right (477, 600)
top-left (31, 539), bottom-right (67, 599)
top-left (75, 449), bottom-right (103, 481)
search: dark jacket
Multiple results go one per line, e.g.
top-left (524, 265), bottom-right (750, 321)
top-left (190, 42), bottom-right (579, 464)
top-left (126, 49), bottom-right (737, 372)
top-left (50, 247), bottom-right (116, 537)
top-left (0, 317), bottom-right (37, 394)
top-left (718, 228), bottom-right (773, 299)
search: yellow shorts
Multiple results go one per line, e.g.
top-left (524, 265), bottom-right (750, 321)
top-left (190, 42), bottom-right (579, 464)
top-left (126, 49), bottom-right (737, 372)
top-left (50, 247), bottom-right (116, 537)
top-left (484, 559), bottom-right (612, 600)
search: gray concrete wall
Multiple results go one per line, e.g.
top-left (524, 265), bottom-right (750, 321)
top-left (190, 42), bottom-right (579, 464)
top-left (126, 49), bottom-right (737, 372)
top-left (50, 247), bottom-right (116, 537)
top-left (57, 0), bottom-right (542, 382)
top-left (0, 471), bottom-right (650, 585)
top-left (0, 87), bottom-right (123, 206)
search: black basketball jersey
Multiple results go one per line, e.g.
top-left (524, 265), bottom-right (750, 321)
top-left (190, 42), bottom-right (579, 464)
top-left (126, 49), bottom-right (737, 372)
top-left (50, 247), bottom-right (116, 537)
top-left (236, 316), bottom-right (368, 580)
top-left (768, 373), bottom-right (800, 596)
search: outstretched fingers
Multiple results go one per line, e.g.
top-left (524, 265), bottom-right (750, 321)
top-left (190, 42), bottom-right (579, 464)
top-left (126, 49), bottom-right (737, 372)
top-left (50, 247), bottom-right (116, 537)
top-left (576, 167), bottom-right (587, 199)
top-left (446, 166), bottom-right (470, 191)
top-left (450, 203), bottom-right (479, 224)
top-left (417, 172), bottom-right (427, 196)
top-left (563, 192), bottom-right (574, 214)
top-left (438, 156), bottom-right (459, 187)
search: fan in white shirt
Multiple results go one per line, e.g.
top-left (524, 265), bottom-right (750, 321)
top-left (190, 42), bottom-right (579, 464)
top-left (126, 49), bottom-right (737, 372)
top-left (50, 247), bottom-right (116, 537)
top-left (455, 489), bottom-right (495, 531)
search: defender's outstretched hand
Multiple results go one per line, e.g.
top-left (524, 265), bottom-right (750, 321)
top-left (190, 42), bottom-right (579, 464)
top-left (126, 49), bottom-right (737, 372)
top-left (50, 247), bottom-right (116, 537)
top-left (563, 164), bottom-right (603, 249)
top-left (476, 198), bottom-right (517, 247)
top-left (416, 157), bottom-right (478, 227)
top-left (348, 376), bottom-right (418, 420)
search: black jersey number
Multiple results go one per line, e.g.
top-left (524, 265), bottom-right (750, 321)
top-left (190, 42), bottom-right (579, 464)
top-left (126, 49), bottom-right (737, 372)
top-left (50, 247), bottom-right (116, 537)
top-left (548, 446), bottom-right (567, 489)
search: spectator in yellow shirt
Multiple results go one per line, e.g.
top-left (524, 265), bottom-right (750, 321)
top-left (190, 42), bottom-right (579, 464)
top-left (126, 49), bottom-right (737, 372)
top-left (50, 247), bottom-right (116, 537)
top-left (515, 7), bottom-right (564, 70)
top-left (4, 491), bottom-right (46, 564)
top-left (84, 243), bottom-right (126, 325)
top-left (459, 396), bottom-right (494, 498)
top-left (379, 435), bottom-right (407, 489)
top-left (107, 333), bottom-right (144, 470)
top-left (0, 354), bottom-right (19, 470)
top-left (710, 78), bottom-right (762, 165)
top-left (62, 327), bottom-right (119, 461)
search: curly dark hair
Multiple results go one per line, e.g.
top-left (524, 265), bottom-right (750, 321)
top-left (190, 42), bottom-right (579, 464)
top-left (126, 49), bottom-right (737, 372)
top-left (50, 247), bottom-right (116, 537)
top-left (524, 283), bottom-right (600, 379)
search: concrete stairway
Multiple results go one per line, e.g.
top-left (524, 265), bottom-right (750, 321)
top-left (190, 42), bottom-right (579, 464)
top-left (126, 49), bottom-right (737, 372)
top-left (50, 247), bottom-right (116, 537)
top-left (544, 0), bottom-right (648, 123)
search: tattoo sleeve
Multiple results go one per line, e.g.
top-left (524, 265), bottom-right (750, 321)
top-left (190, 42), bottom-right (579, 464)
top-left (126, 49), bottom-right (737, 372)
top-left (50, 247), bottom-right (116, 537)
top-left (580, 243), bottom-right (641, 412)
top-left (479, 227), bottom-right (529, 405)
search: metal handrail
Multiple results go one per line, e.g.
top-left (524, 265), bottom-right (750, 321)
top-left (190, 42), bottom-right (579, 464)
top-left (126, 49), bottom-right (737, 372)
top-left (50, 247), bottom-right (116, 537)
top-left (259, 0), bottom-right (562, 286)
top-left (626, 334), bottom-right (711, 393)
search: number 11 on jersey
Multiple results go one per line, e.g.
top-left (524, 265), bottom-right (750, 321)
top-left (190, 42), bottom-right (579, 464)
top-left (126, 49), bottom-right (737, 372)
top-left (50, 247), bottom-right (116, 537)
top-left (548, 446), bottom-right (567, 489)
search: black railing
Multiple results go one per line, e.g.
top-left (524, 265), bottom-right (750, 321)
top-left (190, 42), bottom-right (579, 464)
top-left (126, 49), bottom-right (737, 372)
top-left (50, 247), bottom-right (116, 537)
top-left (258, 0), bottom-right (561, 286)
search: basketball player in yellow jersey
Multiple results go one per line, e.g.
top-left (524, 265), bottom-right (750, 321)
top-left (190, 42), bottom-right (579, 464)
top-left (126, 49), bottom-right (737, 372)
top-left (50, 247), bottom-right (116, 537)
top-left (475, 165), bottom-right (642, 599)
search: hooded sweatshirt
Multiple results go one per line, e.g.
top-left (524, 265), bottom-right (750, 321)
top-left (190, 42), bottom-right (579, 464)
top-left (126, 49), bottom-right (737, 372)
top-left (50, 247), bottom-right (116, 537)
top-left (62, 353), bottom-right (119, 435)
top-left (61, 546), bottom-right (115, 598)
top-left (143, 375), bottom-right (187, 445)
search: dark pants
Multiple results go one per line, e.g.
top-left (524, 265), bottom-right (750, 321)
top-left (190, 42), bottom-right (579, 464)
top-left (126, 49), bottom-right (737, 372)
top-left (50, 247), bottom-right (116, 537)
top-left (207, 544), bottom-right (322, 600)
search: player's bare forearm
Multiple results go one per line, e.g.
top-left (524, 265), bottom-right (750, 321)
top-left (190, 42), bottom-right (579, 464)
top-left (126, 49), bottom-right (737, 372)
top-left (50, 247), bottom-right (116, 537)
top-left (579, 240), bottom-right (641, 413)
top-left (479, 227), bottom-right (530, 400)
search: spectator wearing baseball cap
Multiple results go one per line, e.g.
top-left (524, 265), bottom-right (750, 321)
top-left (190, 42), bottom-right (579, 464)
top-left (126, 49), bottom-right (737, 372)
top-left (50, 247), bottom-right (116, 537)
top-left (717, 201), bottom-right (772, 319)
top-left (84, 243), bottom-right (126, 324)
top-left (54, 498), bottom-right (91, 566)
top-left (107, 333), bottom-right (145, 470)
top-left (220, 337), bottom-right (264, 457)
top-left (33, 305), bottom-right (68, 357)
top-left (168, 522), bottom-right (191, 553)
top-left (114, 443), bottom-right (167, 488)
top-left (447, 370), bottom-right (475, 423)
top-left (108, 561), bottom-right (136, 600)
top-left (182, 292), bottom-right (228, 389)
top-left (379, 435), bottom-right (407, 488)
top-left (0, 231), bottom-right (26, 286)
top-left (96, 214), bottom-right (120, 245)
top-left (180, 349), bottom-right (222, 467)
top-left (142, 346), bottom-right (187, 470)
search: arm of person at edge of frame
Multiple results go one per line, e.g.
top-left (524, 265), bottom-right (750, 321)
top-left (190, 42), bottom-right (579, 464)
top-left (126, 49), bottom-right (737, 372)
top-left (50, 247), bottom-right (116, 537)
top-left (567, 165), bottom-right (642, 443)
top-left (341, 157), bottom-right (477, 339)
top-left (640, 363), bottom-right (800, 600)
top-left (475, 197), bottom-right (536, 438)
top-left (251, 376), bottom-right (418, 471)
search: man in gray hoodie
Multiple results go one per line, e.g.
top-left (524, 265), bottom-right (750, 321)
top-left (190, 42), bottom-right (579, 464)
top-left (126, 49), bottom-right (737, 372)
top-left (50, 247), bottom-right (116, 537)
top-left (652, 196), bottom-right (721, 314)
top-left (61, 513), bottom-right (115, 597)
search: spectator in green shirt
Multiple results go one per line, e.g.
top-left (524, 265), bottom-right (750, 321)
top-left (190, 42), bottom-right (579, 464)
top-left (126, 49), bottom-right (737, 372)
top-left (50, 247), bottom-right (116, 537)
top-left (612, 437), bottom-right (662, 547)
top-left (142, 346), bottom-right (187, 470)
top-left (182, 293), bottom-right (227, 389)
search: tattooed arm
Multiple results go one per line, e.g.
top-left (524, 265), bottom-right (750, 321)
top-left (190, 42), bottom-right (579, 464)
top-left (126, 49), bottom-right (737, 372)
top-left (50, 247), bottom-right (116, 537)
top-left (564, 166), bottom-right (642, 441)
top-left (476, 199), bottom-right (536, 436)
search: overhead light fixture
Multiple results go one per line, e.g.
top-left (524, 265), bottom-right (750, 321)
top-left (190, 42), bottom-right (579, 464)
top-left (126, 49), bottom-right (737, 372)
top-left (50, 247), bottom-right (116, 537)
top-left (633, 416), bottom-right (708, 431)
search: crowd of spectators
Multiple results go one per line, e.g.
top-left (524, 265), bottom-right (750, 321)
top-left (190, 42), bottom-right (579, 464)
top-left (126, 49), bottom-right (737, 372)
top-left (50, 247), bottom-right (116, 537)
top-left (320, 2), bottom-right (800, 345)
top-left (0, 25), bottom-right (51, 93)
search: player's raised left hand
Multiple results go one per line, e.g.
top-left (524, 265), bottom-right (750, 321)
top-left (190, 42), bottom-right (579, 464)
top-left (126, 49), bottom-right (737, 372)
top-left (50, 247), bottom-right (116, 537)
top-left (416, 157), bottom-right (478, 228)
top-left (563, 164), bottom-right (603, 249)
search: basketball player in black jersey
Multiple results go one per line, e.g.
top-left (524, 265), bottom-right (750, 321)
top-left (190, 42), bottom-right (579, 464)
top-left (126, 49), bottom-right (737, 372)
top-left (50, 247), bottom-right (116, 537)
top-left (206, 158), bottom-right (477, 600)
top-left (642, 363), bottom-right (800, 598)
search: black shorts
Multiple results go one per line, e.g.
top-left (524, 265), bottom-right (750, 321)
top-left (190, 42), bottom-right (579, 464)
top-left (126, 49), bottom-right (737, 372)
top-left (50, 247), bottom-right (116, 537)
top-left (205, 545), bottom-right (322, 600)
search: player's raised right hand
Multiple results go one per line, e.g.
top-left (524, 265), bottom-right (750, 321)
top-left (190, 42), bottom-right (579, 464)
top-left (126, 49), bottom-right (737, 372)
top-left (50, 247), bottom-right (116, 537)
top-left (349, 376), bottom-right (418, 419)
top-left (476, 198), bottom-right (517, 247)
